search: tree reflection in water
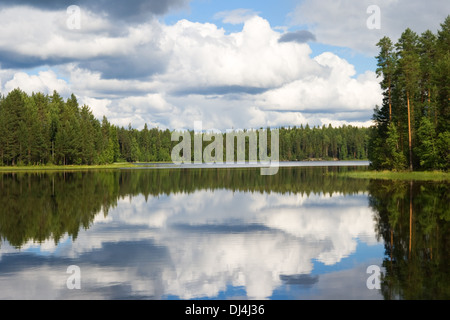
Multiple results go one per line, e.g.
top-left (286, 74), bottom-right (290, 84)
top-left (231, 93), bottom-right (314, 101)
top-left (0, 167), bottom-right (448, 299)
top-left (369, 179), bottom-right (449, 299)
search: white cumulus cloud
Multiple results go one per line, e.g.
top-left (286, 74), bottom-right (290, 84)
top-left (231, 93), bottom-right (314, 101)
top-left (0, 5), bottom-right (388, 130)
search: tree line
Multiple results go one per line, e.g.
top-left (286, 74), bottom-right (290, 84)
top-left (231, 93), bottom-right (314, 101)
top-left (369, 16), bottom-right (449, 171)
top-left (0, 88), bottom-right (370, 166)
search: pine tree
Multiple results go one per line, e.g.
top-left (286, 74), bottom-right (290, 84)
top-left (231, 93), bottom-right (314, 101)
top-left (140, 123), bottom-right (151, 162)
top-left (435, 16), bottom-right (450, 134)
top-left (49, 91), bottom-right (65, 164)
top-left (376, 36), bottom-right (396, 122)
top-left (2, 89), bottom-right (26, 165)
top-left (31, 92), bottom-right (51, 164)
top-left (395, 28), bottom-right (420, 170)
top-left (370, 16), bottom-right (450, 171)
top-left (418, 30), bottom-right (437, 122)
top-left (79, 105), bottom-right (97, 165)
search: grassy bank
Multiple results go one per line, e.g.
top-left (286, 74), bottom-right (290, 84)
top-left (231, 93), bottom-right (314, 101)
top-left (0, 162), bottom-right (138, 172)
top-left (339, 170), bottom-right (450, 181)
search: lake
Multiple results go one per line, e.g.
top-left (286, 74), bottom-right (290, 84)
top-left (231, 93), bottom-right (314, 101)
top-left (0, 162), bottom-right (448, 300)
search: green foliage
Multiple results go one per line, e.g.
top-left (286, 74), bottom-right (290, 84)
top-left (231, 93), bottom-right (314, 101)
top-left (0, 89), bottom-right (370, 166)
top-left (0, 90), bottom-right (107, 166)
top-left (270, 124), bottom-right (369, 161)
top-left (437, 131), bottom-right (450, 170)
top-left (383, 123), bottom-right (407, 170)
top-left (370, 16), bottom-right (450, 171)
top-left (415, 117), bottom-right (439, 169)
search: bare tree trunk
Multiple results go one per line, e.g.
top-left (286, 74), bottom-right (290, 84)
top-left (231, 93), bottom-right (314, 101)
top-left (407, 91), bottom-right (413, 171)
top-left (389, 80), bottom-right (392, 122)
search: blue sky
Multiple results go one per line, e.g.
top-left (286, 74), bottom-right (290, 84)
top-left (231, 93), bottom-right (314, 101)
top-left (164, 0), bottom-right (378, 74)
top-left (0, 0), bottom-right (448, 130)
top-left (165, 0), bottom-right (298, 27)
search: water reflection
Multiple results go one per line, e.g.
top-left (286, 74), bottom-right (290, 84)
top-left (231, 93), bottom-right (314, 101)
top-left (369, 180), bottom-right (450, 300)
top-left (0, 166), bottom-right (448, 299)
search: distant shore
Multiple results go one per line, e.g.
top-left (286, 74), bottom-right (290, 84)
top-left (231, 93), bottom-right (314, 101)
top-left (0, 162), bottom-right (137, 172)
top-left (0, 160), bottom-right (369, 172)
top-left (1, 162), bottom-right (448, 181)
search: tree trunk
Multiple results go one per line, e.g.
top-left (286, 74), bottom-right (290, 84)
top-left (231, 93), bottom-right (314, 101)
top-left (407, 91), bottom-right (413, 171)
top-left (388, 79), bottom-right (392, 122)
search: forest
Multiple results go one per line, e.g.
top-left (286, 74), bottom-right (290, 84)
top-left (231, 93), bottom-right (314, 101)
top-left (0, 88), bottom-right (370, 166)
top-left (369, 16), bottom-right (449, 171)
top-left (2, 17), bottom-right (448, 169)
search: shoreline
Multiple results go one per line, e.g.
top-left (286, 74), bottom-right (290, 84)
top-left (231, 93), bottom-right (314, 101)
top-left (1, 161), bottom-right (448, 181)
top-left (338, 170), bottom-right (450, 181)
top-left (0, 160), bottom-right (369, 172)
top-left (0, 162), bottom-right (138, 172)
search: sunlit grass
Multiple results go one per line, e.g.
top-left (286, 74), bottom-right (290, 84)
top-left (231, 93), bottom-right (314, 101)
top-left (339, 170), bottom-right (450, 181)
top-left (0, 162), bottom-right (138, 172)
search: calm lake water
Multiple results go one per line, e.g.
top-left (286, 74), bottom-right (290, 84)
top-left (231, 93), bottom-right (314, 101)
top-left (0, 162), bottom-right (448, 300)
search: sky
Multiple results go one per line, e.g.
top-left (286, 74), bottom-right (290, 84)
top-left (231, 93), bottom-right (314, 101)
top-left (0, 0), bottom-right (448, 131)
